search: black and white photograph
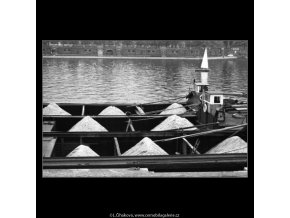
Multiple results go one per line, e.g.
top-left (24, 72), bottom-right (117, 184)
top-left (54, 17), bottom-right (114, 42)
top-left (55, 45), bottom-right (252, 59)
top-left (7, 0), bottom-right (290, 217)
top-left (42, 40), bottom-right (248, 178)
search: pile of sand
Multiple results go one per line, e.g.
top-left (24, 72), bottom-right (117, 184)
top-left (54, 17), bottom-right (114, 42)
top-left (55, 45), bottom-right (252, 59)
top-left (206, 136), bottom-right (247, 154)
top-left (121, 137), bottom-right (168, 156)
top-left (98, 106), bottom-right (126, 115)
top-left (66, 145), bottom-right (99, 157)
top-left (69, 116), bottom-right (108, 132)
top-left (43, 103), bottom-right (71, 115)
top-left (151, 115), bottom-right (197, 131)
top-left (160, 103), bottom-right (187, 115)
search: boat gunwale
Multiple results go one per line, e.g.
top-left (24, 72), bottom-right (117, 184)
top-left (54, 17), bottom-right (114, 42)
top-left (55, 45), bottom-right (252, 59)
top-left (42, 128), bottom-right (245, 138)
top-left (42, 102), bottom-right (189, 106)
top-left (42, 153), bottom-right (247, 171)
top-left (42, 114), bottom-right (198, 118)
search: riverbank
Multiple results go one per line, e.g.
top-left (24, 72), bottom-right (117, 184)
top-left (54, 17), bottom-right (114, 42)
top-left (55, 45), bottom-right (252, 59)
top-left (42, 55), bottom-right (238, 60)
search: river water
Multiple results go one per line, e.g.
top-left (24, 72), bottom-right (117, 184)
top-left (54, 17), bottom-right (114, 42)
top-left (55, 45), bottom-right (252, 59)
top-left (42, 58), bottom-right (248, 104)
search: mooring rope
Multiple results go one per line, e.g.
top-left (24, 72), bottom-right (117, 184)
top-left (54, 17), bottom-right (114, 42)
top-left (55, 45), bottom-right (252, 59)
top-left (127, 95), bottom-right (187, 107)
top-left (142, 103), bottom-right (198, 115)
top-left (128, 105), bottom-right (198, 122)
top-left (204, 122), bottom-right (247, 154)
top-left (164, 122), bottom-right (219, 131)
top-left (153, 123), bottom-right (247, 143)
top-left (125, 103), bottom-right (197, 117)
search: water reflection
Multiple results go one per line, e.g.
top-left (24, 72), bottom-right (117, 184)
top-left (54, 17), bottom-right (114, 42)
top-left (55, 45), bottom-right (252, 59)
top-left (43, 58), bottom-right (248, 103)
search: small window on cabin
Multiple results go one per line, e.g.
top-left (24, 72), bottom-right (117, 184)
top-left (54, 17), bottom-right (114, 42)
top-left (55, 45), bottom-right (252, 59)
top-left (214, 96), bottom-right (220, 103)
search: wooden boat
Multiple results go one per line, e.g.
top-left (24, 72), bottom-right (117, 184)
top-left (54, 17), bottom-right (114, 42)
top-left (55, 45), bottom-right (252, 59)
top-left (185, 47), bottom-right (248, 127)
top-left (42, 47), bottom-right (248, 173)
top-left (42, 102), bottom-right (198, 117)
top-left (43, 110), bottom-right (247, 166)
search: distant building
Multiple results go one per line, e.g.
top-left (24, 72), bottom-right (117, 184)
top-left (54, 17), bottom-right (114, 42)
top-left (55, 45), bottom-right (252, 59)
top-left (42, 41), bottom-right (247, 57)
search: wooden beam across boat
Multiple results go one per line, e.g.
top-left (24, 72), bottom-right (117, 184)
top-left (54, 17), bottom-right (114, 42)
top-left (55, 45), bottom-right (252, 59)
top-left (42, 102), bottom-right (188, 107)
top-left (42, 114), bottom-right (197, 119)
top-left (43, 153), bottom-right (247, 171)
top-left (42, 102), bottom-right (195, 116)
top-left (42, 128), bottom-right (244, 138)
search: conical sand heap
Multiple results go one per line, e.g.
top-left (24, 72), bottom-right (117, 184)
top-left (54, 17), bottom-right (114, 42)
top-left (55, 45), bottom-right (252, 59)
top-left (43, 103), bottom-right (71, 115)
top-left (160, 103), bottom-right (187, 115)
top-left (206, 136), bottom-right (247, 154)
top-left (121, 137), bottom-right (168, 156)
top-left (66, 145), bottom-right (99, 157)
top-left (151, 115), bottom-right (197, 131)
top-left (98, 106), bottom-right (126, 115)
top-left (69, 116), bottom-right (108, 132)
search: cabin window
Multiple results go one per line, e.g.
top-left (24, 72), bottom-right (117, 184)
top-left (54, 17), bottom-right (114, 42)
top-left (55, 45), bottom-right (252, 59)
top-left (214, 96), bottom-right (220, 103)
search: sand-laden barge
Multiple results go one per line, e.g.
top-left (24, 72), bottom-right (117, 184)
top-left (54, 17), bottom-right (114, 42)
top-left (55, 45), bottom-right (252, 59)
top-left (42, 48), bottom-right (248, 176)
top-left (43, 102), bottom-right (247, 173)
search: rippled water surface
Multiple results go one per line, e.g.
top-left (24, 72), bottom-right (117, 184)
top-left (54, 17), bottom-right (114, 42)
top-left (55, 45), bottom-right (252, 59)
top-left (43, 58), bottom-right (248, 104)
